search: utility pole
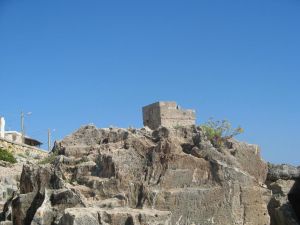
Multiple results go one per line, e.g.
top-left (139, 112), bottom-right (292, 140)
top-left (21, 112), bottom-right (32, 144)
top-left (48, 129), bottom-right (51, 151)
top-left (21, 112), bottom-right (24, 143)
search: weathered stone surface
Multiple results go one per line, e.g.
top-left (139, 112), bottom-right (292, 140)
top-left (230, 140), bottom-right (268, 184)
top-left (267, 177), bottom-right (300, 225)
top-left (0, 221), bottom-right (12, 225)
top-left (272, 203), bottom-right (299, 225)
top-left (266, 163), bottom-right (300, 225)
top-left (59, 208), bottom-right (171, 225)
top-left (0, 162), bottom-right (22, 211)
top-left (49, 125), bottom-right (271, 224)
top-left (288, 179), bottom-right (300, 222)
top-left (1, 124), bottom-right (295, 225)
top-left (268, 163), bottom-right (300, 181)
top-left (142, 102), bottom-right (196, 130)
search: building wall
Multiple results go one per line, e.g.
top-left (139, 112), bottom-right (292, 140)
top-left (5, 132), bottom-right (23, 144)
top-left (142, 101), bottom-right (196, 130)
top-left (0, 138), bottom-right (48, 158)
top-left (142, 102), bottom-right (162, 130)
top-left (160, 108), bottom-right (195, 128)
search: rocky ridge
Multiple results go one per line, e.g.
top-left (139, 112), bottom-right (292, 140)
top-left (0, 125), bottom-right (299, 225)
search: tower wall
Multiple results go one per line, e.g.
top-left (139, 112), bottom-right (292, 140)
top-left (142, 102), bottom-right (196, 130)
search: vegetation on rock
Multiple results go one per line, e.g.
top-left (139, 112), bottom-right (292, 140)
top-left (38, 151), bottom-right (58, 164)
top-left (201, 118), bottom-right (244, 148)
top-left (0, 147), bottom-right (17, 164)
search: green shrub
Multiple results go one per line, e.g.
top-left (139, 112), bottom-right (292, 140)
top-left (201, 118), bottom-right (244, 148)
top-left (38, 151), bottom-right (58, 165)
top-left (174, 124), bottom-right (184, 129)
top-left (0, 148), bottom-right (17, 164)
top-left (17, 153), bottom-right (27, 158)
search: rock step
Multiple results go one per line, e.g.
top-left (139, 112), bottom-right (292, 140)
top-left (76, 176), bottom-right (119, 198)
top-left (59, 207), bottom-right (171, 225)
top-left (87, 197), bottom-right (127, 208)
top-left (160, 168), bottom-right (213, 188)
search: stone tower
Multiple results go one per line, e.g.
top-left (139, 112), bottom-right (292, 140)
top-left (142, 101), bottom-right (196, 130)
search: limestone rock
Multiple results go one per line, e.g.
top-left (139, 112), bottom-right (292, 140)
top-left (268, 163), bottom-right (300, 181)
top-left (267, 174), bottom-right (300, 225)
top-left (1, 125), bottom-right (295, 225)
top-left (288, 179), bottom-right (300, 222)
top-left (0, 162), bottom-right (22, 211)
top-left (59, 208), bottom-right (171, 225)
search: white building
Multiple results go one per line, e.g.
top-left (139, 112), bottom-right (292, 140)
top-left (0, 116), bottom-right (42, 147)
top-left (0, 117), bottom-right (5, 138)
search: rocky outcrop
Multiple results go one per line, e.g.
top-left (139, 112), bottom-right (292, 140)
top-left (0, 125), bottom-right (293, 225)
top-left (267, 163), bottom-right (300, 225)
top-left (268, 164), bottom-right (300, 181)
top-left (0, 161), bottom-right (22, 222)
top-left (0, 147), bottom-right (49, 224)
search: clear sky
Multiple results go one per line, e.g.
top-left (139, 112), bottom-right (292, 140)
top-left (0, 0), bottom-right (299, 165)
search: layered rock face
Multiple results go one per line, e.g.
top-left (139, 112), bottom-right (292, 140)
top-left (0, 125), bottom-right (288, 225)
top-left (0, 161), bottom-right (22, 222)
top-left (0, 150), bottom-right (46, 222)
top-left (267, 164), bottom-right (300, 225)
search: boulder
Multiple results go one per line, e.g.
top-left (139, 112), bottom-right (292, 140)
top-left (268, 163), bottom-right (300, 182)
top-left (267, 174), bottom-right (300, 225)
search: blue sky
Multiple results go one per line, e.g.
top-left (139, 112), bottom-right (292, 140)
top-left (0, 0), bottom-right (299, 165)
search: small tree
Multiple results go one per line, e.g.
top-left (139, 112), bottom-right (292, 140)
top-left (201, 118), bottom-right (244, 148)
